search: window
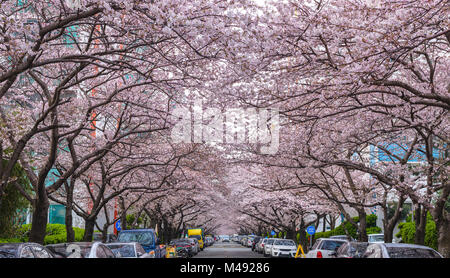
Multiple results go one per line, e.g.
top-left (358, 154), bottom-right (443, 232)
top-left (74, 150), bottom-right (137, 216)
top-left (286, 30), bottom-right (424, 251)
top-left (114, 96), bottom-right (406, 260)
top-left (311, 239), bottom-right (321, 250)
top-left (48, 204), bottom-right (66, 224)
top-left (63, 25), bottom-right (78, 48)
top-left (117, 231), bottom-right (154, 246)
top-left (102, 246), bottom-right (115, 258)
top-left (386, 247), bottom-right (442, 258)
top-left (96, 246), bottom-right (107, 258)
top-left (320, 240), bottom-right (345, 251)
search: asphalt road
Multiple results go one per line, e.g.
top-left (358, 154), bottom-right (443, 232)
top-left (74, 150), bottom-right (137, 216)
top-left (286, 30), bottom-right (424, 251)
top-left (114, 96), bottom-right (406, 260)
top-left (194, 242), bottom-right (265, 258)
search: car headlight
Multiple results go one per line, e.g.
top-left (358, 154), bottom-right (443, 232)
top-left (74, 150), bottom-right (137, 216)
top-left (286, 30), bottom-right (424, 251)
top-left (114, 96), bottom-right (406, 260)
top-left (272, 248), bottom-right (279, 251)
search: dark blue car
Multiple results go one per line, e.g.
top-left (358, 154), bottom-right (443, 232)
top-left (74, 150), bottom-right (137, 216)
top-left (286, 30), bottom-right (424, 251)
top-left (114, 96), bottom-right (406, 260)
top-left (117, 229), bottom-right (166, 258)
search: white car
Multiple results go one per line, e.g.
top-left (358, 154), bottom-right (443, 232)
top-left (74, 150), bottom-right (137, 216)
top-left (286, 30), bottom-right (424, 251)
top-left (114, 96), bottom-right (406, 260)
top-left (263, 238), bottom-right (276, 257)
top-left (368, 234), bottom-right (385, 243)
top-left (270, 239), bottom-right (297, 258)
top-left (362, 243), bottom-right (443, 258)
top-left (305, 238), bottom-right (348, 258)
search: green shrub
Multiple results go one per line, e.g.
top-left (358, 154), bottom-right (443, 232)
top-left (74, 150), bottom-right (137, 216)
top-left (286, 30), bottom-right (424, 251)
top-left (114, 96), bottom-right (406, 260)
top-left (395, 212), bottom-right (437, 250)
top-left (0, 238), bottom-right (25, 243)
top-left (5, 223), bottom-right (86, 244)
top-left (367, 226), bottom-right (382, 234)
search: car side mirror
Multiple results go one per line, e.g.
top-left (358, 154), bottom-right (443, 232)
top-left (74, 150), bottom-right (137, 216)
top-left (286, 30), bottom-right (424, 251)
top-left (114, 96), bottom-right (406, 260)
top-left (137, 252), bottom-right (143, 257)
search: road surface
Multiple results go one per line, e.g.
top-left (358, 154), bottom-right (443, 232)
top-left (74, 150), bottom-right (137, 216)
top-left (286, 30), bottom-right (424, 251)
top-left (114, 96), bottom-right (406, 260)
top-left (194, 242), bottom-right (265, 258)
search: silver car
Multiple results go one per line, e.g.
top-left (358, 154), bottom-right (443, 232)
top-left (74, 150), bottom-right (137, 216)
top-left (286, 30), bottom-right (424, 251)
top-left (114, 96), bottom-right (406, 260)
top-left (263, 238), bottom-right (276, 257)
top-left (362, 243), bottom-right (443, 258)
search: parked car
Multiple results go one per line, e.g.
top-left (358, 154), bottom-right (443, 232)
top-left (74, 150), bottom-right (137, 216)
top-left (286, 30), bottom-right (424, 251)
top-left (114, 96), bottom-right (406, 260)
top-left (221, 235), bottom-right (230, 242)
top-left (362, 243), bottom-right (443, 258)
top-left (184, 238), bottom-right (199, 255)
top-left (251, 236), bottom-right (262, 251)
top-left (263, 238), bottom-right (276, 257)
top-left (188, 238), bottom-right (200, 254)
top-left (106, 242), bottom-right (152, 258)
top-left (93, 232), bottom-right (117, 243)
top-left (270, 239), bottom-right (297, 258)
top-left (256, 238), bottom-right (268, 253)
top-left (0, 243), bottom-right (56, 258)
top-left (368, 234), bottom-right (385, 243)
top-left (205, 236), bottom-right (214, 247)
top-left (330, 241), bottom-right (370, 258)
top-left (117, 229), bottom-right (166, 258)
top-left (241, 236), bottom-right (247, 246)
top-left (169, 239), bottom-right (197, 257)
top-left (305, 238), bottom-right (348, 258)
top-left (46, 242), bottom-right (115, 258)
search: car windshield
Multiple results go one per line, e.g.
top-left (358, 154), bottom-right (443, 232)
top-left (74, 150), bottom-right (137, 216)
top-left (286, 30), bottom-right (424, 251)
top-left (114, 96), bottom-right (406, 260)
top-left (107, 244), bottom-right (136, 257)
top-left (267, 239), bottom-right (275, 244)
top-left (117, 232), bottom-right (154, 245)
top-left (275, 240), bottom-right (296, 246)
top-left (321, 240), bottom-right (345, 251)
top-left (368, 235), bottom-right (384, 242)
top-left (189, 235), bottom-right (202, 240)
top-left (386, 247), bottom-right (441, 258)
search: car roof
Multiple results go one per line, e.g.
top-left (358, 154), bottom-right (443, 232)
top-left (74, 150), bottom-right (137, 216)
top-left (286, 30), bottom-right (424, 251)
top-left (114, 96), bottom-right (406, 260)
top-left (320, 238), bottom-right (348, 242)
top-left (374, 243), bottom-right (436, 250)
top-left (0, 243), bottom-right (24, 248)
top-left (46, 242), bottom-right (96, 247)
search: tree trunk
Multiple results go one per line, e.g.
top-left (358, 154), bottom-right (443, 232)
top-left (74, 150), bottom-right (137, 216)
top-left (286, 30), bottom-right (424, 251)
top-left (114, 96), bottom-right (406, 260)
top-left (83, 218), bottom-right (96, 242)
top-left (28, 195), bottom-right (49, 244)
top-left (358, 210), bottom-right (368, 242)
top-left (383, 220), bottom-right (395, 243)
top-left (330, 215), bottom-right (336, 230)
top-left (437, 217), bottom-right (450, 258)
top-left (65, 182), bottom-right (75, 242)
top-left (383, 196), bottom-right (406, 243)
top-left (415, 205), bottom-right (427, 245)
top-left (297, 219), bottom-right (308, 252)
top-left (65, 203), bottom-right (75, 242)
top-left (101, 223), bottom-right (109, 243)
